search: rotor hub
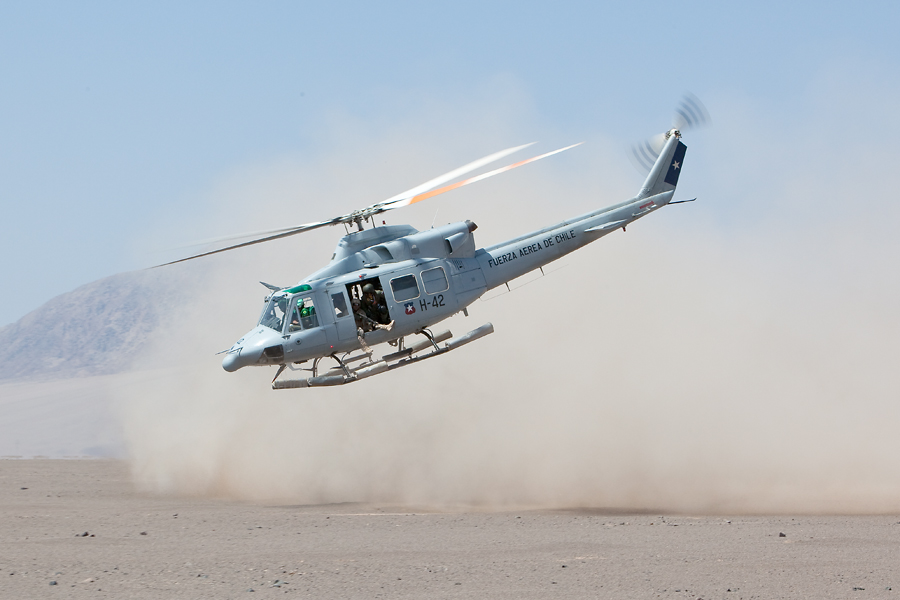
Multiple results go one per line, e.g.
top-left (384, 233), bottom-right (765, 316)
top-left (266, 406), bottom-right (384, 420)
top-left (665, 128), bottom-right (682, 140)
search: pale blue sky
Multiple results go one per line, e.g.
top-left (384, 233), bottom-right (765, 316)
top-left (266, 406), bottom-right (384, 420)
top-left (2, 1), bottom-right (899, 326)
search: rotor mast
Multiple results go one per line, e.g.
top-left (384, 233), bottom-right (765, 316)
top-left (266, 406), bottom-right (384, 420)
top-left (350, 207), bottom-right (381, 232)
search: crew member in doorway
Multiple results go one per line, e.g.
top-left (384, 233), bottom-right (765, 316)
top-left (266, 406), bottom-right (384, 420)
top-left (352, 298), bottom-right (378, 333)
top-left (361, 283), bottom-right (390, 324)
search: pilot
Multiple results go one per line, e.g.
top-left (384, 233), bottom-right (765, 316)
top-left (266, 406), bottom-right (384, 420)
top-left (361, 283), bottom-right (389, 324)
top-left (299, 301), bottom-right (317, 328)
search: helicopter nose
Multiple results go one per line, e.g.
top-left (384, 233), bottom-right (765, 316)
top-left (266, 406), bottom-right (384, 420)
top-left (222, 344), bottom-right (265, 372)
top-left (221, 328), bottom-right (278, 372)
top-left (222, 348), bottom-right (243, 372)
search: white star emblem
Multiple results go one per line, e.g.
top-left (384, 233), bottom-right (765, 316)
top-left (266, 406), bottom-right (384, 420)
top-left (672, 160), bottom-right (680, 170)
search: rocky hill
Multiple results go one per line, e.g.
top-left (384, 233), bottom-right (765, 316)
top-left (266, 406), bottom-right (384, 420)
top-left (0, 269), bottom-right (194, 381)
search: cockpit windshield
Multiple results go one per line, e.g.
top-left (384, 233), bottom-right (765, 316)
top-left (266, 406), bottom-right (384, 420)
top-left (259, 294), bottom-right (289, 331)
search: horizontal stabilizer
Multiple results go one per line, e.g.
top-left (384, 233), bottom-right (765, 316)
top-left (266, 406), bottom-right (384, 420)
top-left (585, 219), bottom-right (628, 232)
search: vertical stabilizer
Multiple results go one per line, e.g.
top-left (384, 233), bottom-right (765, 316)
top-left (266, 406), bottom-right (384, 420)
top-left (638, 129), bottom-right (687, 198)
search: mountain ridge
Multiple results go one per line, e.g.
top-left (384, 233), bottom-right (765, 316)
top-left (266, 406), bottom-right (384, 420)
top-left (0, 269), bottom-right (194, 381)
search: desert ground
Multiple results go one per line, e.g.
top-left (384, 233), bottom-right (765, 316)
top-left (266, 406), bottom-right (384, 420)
top-left (0, 460), bottom-right (898, 599)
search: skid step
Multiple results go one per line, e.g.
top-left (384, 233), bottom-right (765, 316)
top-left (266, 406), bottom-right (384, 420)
top-left (382, 329), bottom-right (453, 362)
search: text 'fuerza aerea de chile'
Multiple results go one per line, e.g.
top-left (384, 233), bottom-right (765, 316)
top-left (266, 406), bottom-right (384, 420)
top-left (486, 229), bottom-right (576, 268)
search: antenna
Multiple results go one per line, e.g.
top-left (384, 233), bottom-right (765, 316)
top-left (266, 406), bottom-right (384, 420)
top-left (431, 208), bottom-right (440, 229)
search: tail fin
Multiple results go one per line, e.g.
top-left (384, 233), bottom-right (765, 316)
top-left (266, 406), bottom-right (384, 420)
top-left (638, 129), bottom-right (687, 198)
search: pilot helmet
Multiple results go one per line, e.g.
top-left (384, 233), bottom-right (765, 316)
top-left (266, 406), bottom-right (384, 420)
top-left (351, 298), bottom-right (361, 309)
top-left (362, 283), bottom-right (376, 295)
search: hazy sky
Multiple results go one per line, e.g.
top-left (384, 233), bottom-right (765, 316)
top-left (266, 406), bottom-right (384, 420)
top-left (3, 3), bottom-right (900, 509)
top-left (2, 1), bottom-right (900, 326)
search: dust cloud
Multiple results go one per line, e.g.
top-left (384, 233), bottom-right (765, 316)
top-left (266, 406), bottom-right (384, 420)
top-left (121, 86), bottom-right (900, 514)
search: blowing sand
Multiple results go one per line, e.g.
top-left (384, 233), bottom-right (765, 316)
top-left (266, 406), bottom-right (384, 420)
top-left (1, 459), bottom-right (899, 599)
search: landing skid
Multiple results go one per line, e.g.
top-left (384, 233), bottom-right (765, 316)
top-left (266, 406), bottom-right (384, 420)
top-left (272, 323), bottom-right (494, 389)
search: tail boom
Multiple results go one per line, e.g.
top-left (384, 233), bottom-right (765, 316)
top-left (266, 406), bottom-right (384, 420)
top-left (476, 189), bottom-right (674, 291)
top-left (476, 131), bottom-right (687, 291)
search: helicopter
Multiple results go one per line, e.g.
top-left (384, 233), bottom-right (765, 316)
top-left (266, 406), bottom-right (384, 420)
top-left (159, 98), bottom-right (706, 389)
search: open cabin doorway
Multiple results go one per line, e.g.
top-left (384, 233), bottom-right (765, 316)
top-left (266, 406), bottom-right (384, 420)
top-left (346, 277), bottom-right (393, 326)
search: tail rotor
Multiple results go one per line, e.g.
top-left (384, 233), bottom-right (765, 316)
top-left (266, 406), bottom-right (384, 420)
top-left (631, 132), bottom-right (668, 172)
top-left (629, 93), bottom-right (709, 174)
top-left (673, 92), bottom-right (710, 131)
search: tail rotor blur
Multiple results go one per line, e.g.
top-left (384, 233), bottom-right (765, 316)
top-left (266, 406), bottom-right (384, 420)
top-left (673, 93), bottom-right (710, 131)
top-left (629, 94), bottom-right (709, 174)
top-left (631, 132), bottom-right (668, 172)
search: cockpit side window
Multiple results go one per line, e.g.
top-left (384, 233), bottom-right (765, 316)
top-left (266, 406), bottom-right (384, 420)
top-left (288, 296), bottom-right (319, 332)
top-left (259, 295), bottom-right (289, 331)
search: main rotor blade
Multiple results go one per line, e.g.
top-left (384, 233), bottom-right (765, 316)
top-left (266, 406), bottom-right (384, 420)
top-left (152, 142), bottom-right (578, 268)
top-left (386, 142), bottom-right (584, 209)
top-left (172, 143), bottom-right (538, 250)
top-left (172, 226), bottom-right (308, 249)
top-left (152, 217), bottom-right (339, 267)
top-left (377, 142), bottom-right (535, 207)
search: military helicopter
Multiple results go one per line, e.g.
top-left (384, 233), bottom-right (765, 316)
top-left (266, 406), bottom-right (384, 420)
top-left (160, 98), bottom-right (706, 389)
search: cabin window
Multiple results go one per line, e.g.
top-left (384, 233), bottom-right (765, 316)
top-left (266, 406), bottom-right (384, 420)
top-left (288, 296), bottom-right (319, 332)
top-left (390, 274), bottom-right (420, 302)
top-left (421, 266), bottom-right (449, 294)
top-left (331, 292), bottom-right (349, 318)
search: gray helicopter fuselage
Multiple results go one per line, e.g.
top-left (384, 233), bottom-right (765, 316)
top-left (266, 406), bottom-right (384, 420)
top-left (222, 131), bottom-right (687, 373)
top-left (222, 221), bottom-right (478, 371)
top-left (221, 189), bottom-right (674, 372)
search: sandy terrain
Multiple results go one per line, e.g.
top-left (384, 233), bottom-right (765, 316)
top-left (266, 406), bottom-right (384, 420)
top-left (1, 460), bottom-right (898, 599)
